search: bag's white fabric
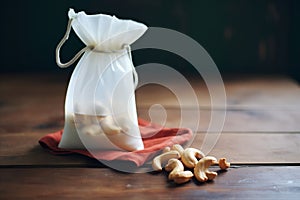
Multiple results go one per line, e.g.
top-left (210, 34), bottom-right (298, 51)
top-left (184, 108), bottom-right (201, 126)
top-left (57, 9), bottom-right (147, 151)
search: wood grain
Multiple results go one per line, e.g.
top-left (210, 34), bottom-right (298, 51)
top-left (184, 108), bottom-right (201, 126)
top-left (1, 73), bottom-right (299, 134)
top-left (1, 167), bottom-right (299, 199)
top-left (138, 108), bottom-right (300, 132)
top-left (2, 107), bottom-right (300, 134)
top-left (0, 132), bottom-right (299, 166)
top-left (191, 133), bottom-right (300, 164)
top-left (135, 75), bottom-right (300, 108)
top-left (1, 74), bottom-right (300, 111)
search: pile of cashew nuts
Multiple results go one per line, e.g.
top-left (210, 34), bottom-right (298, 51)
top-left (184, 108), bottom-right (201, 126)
top-left (152, 144), bottom-right (230, 184)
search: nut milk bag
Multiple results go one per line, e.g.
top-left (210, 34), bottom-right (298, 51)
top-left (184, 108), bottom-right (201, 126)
top-left (55, 9), bottom-right (147, 151)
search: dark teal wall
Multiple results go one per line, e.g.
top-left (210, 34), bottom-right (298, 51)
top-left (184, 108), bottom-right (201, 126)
top-left (0, 0), bottom-right (299, 78)
top-left (290, 0), bottom-right (300, 80)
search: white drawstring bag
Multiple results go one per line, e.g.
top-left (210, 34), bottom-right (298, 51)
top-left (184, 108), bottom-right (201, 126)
top-left (55, 9), bottom-right (147, 151)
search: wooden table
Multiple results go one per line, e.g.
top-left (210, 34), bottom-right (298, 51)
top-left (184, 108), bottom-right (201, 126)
top-left (1, 73), bottom-right (300, 199)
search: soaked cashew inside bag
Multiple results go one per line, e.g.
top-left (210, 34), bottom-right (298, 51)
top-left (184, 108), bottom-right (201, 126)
top-left (61, 112), bottom-right (143, 151)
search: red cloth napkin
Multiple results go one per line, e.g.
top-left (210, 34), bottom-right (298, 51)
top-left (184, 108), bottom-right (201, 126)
top-left (39, 118), bottom-right (193, 167)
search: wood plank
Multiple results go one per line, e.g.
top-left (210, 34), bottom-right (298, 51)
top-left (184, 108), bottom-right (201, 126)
top-left (191, 133), bottom-right (300, 164)
top-left (221, 75), bottom-right (300, 109)
top-left (138, 108), bottom-right (300, 132)
top-left (0, 132), bottom-right (299, 166)
top-left (2, 104), bottom-right (300, 134)
top-left (0, 132), bottom-right (101, 167)
top-left (0, 74), bottom-right (66, 134)
top-left (1, 167), bottom-right (299, 199)
top-left (1, 74), bottom-right (300, 111)
top-left (2, 107), bottom-right (300, 134)
top-left (1, 73), bottom-right (300, 134)
top-left (135, 75), bottom-right (300, 108)
top-left (1, 94), bottom-right (300, 134)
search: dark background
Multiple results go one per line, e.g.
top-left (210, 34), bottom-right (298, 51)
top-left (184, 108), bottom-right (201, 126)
top-left (1, 0), bottom-right (299, 80)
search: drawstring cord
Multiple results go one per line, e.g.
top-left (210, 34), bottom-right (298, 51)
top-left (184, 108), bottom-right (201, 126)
top-left (55, 18), bottom-right (138, 88)
top-left (55, 18), bottom-right (93, 68)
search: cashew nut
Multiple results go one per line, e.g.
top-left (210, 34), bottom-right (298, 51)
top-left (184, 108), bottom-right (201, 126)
top-left (218, 158), bottom-right (230, 170)
top-left (205, 171), bottom-right (218, 181)
top-left (171, 144), bottom-right (185, 155)
top-left (162, 146), bottom-right (171, 153)
top-left (165, 159), bottom-right (194, 184)
top-left (152, 150), bottom-right (181, 171)
top-left (181, 148), bottom-right (205, 168)
top-left (73, 113), bottom-right (122, 135)
top-left (81, 124), bottom-right (102, 136)
top-left (99, 115), bottom-right (122, 135)
top-left (194, 156), bottom-right (218, 182)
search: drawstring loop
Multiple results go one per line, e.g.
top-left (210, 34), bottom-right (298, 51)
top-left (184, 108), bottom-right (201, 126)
top-left (55, 18), bottom-right (93, 68)
top-left (55, 18), bottom-right (138, 88)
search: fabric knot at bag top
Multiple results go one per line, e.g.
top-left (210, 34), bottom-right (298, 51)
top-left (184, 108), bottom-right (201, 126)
top-left (56, 9), bottom-right (147, 151)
